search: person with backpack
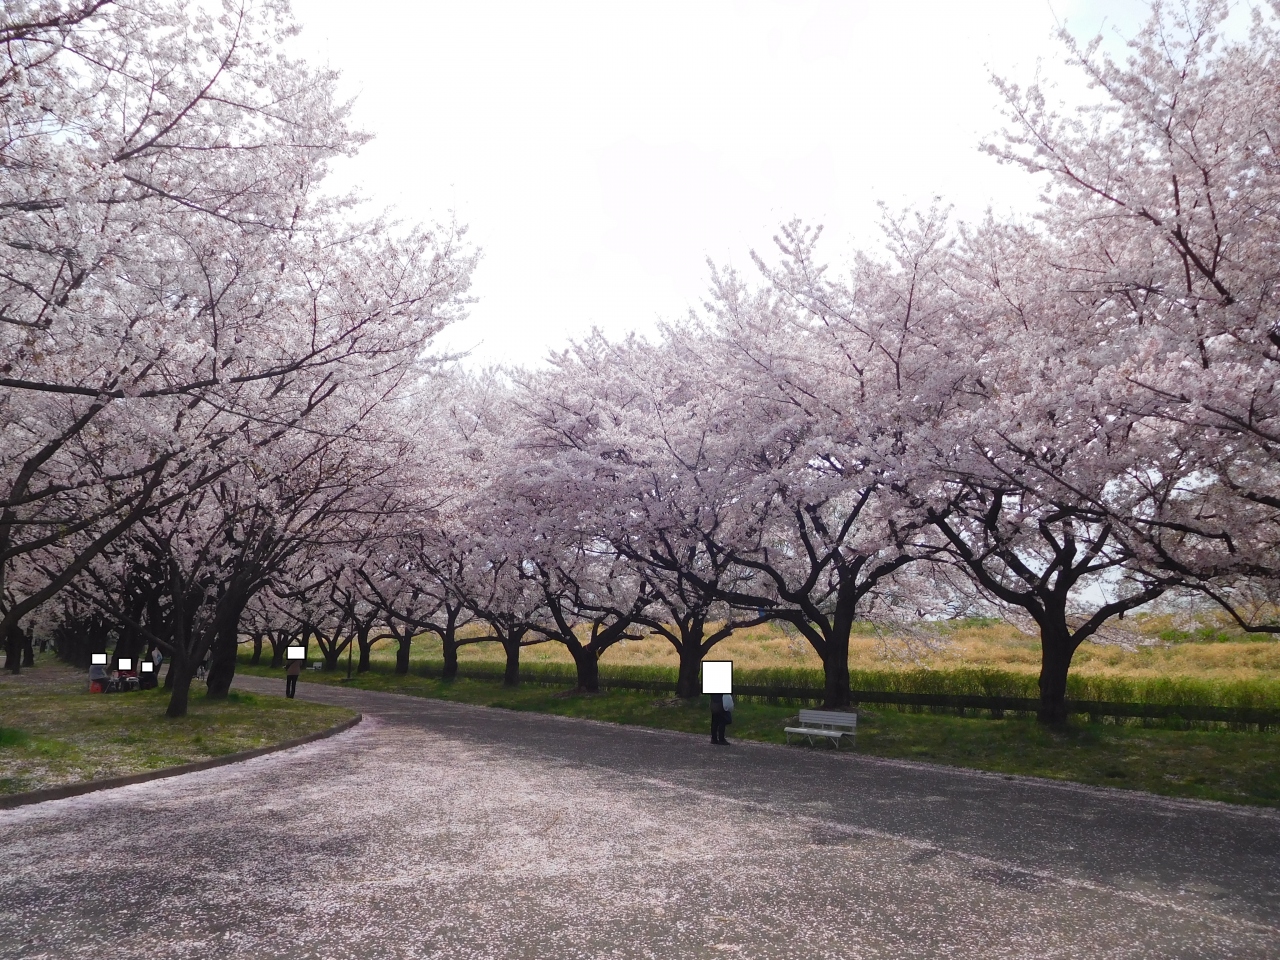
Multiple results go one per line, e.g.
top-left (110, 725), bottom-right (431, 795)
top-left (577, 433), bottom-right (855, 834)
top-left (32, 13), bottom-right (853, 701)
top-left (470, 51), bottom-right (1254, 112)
top-left (710, 692), bottom-right (734, 745)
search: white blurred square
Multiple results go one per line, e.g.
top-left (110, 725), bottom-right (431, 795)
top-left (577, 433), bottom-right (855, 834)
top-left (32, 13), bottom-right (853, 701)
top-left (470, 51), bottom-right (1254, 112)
top-left (702, 660), bottom-right (732, 694)
top-left (141, 661), bottom-right (154, 673)
top-left (117, 658), bottom-right (132, 670)
top-left (286, 646), bottom-right (306, 660)
top-left (91, 653), bottom-right (107, 665)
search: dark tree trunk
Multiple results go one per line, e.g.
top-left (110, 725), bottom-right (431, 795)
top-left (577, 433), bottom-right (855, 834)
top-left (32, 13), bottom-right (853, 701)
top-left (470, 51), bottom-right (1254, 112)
top-left (323, 637), bottom-right (344, 672)
top-left (115, 619), bottom-right (142, 670)
top-left (165, 655), bottom-right (198, 718)
top-left (205, 591), bottom-right (250, 699)
top-left (1037, 619), bottom-right (1076, 725)
top-left (442, 634), bottom-right (459, 679)
top-left (395, 626), bottom-right (412, 675)
top-left (440, 604), bottom-right (462, 679)
top-left (566, 638), bottom-right (599, 693)
top-left (674, 619), bottom-right (707, 699)
top-left (269, 630), bottom-right (290, 668)
top-left (356, 626), bottom-right (373, 673)
top-left (819, 583), bottom-right (857, 710)
top-left (821, 642), bottom-right (852, 710)
top-left (820, 626), bottom-right (853, 710)
top-left (5, 624), bottom-right (22, 674)
top-left (250, 633), bottom-right (263, 665)
top-left (502, 632), bottom-right (522, 687)
top-left (21, 630), bottom-right (34, 667)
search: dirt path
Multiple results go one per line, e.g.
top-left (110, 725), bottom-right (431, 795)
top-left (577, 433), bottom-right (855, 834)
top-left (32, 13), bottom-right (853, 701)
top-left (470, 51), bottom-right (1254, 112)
top-left (0, 674), bottom-right (1276, 959)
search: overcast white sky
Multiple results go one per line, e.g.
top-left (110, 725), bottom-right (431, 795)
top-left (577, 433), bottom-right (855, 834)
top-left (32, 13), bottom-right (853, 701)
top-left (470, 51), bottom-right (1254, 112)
top-left (287, 0), bottom-right (1159, 366)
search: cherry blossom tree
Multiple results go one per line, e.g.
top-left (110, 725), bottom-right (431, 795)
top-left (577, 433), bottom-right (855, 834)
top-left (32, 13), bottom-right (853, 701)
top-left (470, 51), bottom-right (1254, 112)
top-left (983, 0), bottom-right (1280, 631)
top-left (0, 0), bottom-right (475, 682)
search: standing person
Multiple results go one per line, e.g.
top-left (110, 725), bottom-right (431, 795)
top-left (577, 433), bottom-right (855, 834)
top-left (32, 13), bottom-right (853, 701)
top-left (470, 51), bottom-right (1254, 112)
top-left (285, 653), bottom-right (301, 699)
top-left (710, 692), bottom-right (729, 746)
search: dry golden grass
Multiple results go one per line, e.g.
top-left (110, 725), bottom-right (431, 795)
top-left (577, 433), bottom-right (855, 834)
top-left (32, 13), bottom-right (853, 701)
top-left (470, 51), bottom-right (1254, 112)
top-left (370, 615), bottom-right (1280, 684)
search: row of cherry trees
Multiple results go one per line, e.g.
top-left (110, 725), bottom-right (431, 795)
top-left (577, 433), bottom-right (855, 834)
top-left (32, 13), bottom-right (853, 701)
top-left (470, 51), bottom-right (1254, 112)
top-left (416, 0), bottom-right (1277, 723)
top-left (352, 0), bottom-right (1279, 723)
top-left (7, 1), bottom-right (1278, 724)
top-left (0, 0), bottom-right (476, 716)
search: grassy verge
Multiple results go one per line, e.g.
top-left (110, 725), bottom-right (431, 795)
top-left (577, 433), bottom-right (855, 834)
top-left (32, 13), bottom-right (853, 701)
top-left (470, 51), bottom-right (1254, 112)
top-left (239, 660), bottom-right (1280, 807)
top-left (0, 679), bottom-right (354, 796)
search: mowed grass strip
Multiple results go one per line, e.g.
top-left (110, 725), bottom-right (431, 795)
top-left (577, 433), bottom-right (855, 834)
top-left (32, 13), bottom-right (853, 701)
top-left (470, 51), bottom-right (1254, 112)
top-left (0, 683), bottom-right (354, 796)
top-left (246, 662), bottom-right (1280, 808)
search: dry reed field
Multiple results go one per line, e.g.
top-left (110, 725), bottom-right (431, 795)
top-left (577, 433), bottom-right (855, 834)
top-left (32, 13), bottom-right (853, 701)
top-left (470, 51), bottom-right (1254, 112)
top-left (362, 614), bottom-right (1280, 690)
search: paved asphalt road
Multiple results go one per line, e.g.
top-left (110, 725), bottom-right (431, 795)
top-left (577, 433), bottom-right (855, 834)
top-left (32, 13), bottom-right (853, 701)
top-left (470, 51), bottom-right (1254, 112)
top-left (1, 676), bottom-right (1278, 959)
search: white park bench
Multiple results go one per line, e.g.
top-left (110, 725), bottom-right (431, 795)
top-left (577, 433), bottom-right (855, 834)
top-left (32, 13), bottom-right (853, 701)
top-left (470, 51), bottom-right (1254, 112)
top-left (785, 708), bottom-right (858, 748)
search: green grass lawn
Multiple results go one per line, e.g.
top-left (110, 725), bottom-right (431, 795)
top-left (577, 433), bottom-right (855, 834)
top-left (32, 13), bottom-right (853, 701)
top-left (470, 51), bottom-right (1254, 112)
top-left (240, 658), bottom-right (1280, 807)
top-left (0, 670), bottom-right (355, 796)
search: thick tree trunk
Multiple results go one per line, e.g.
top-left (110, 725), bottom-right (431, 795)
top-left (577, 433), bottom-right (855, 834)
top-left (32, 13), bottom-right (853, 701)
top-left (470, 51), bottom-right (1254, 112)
top-left (442, 634), bottom-right (459, 679)
top-left (674, 622), bottom-right (706, 698)
top-left (205, 592), bottom-right (249, 699)
top-left (350, 624), bottom-right (373, 670)
top-left (395, 627), bottom-right (412, 675)
top-left (566, 638), bottom-right (599, 693)
top-left (250, 633), bottom-right (263, 665)
top-left (165, 656), bottom-right (197, 718)
top-left (440, 605), bottom-right (462, 679)
top-left (21, 629), bottom-right (34, 667)
top-left (269, 630), bottom-right (289, 668)
top-left (819, 583), bottom-right (858, 710)
top-left (323, 639), bottom-right (343, 672)
top-left (502, 635), bottom-right (521, 687)
top-left (5, 624), bottom-right (22, 674)
top-left (1037, 620), bottom-right (1076, 725)
top-left (116, 620), bottom-right (142, 670)
top-left (821, 642), bottom-right (851, 709)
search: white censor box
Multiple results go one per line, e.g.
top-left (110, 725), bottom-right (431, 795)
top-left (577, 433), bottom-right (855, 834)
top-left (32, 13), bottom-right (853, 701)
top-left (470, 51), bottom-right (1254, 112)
top-left (91, 653), bottom-right (107, 666)
top-left (140, 661), bottom-right (154, 674)
top-left (702, 660), bottom-right (733, 695)
top-left (117, 658), bottom-right (132, 671)
top-left (286, 646), bottom-right (306, 661)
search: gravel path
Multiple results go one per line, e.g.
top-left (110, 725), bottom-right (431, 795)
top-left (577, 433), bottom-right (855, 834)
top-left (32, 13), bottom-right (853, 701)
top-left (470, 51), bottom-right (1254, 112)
top-left (1, 675), bottom-right (1277, 959)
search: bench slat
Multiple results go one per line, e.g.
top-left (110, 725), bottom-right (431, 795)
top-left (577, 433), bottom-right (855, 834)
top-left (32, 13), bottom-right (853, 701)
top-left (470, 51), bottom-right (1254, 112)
top-left (798, 709), bottom-right (857, 728)
top-left (784, 727), bottom-right (846, 737)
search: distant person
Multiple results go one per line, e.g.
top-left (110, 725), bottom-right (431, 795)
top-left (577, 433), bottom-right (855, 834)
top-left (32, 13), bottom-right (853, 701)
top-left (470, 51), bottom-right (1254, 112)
top-left (710, 692), bottom-right (732, 745)
top-left (285, 653), bottom-right (301, 699)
